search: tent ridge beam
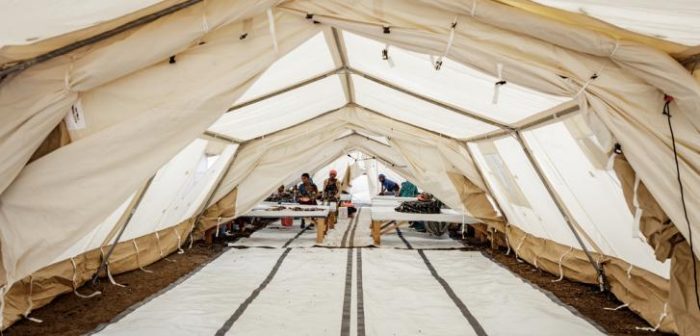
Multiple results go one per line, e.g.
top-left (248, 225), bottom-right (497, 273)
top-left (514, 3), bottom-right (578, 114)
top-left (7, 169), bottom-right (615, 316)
top-left (226, 66), bottom-right (345, 113)
top-left (465, 103), bottom-right (580, 142)
top-left (334, 132), bottom-right (390, 148)
top-left (0, 0), bottom-right (203, 78)
top-left (346, 67), bottom-right (513, 131)
top-left (330, 28), bottom-right (355, 103)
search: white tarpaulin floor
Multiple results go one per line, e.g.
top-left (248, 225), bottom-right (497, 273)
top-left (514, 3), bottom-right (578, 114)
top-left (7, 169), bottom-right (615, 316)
top-left (92, 212), bottom-right (605, 336)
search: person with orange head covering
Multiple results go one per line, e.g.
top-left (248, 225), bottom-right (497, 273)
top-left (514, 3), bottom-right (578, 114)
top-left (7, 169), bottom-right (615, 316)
top-left (322, 169), bottom-right (342, 202)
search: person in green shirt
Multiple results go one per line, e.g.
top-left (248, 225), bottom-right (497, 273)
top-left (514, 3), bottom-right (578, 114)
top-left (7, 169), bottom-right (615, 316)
top-left (399, 181), bottom-right (419, 197)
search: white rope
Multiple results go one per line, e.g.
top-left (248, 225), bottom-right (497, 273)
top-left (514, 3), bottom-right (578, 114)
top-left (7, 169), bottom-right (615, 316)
top-left (605, 151), bottom-right (617, 171)
top-left (492, 63), bottom-right (505, 104)
top-left (155, 232), bottom-right (176, 262)
top-left (70, 257), bottom-right (103, 297)
top-left (610, 40), bottom-right (620, 58)
top-left (266, 9), bottom-right (279, 54)
top-left (632, 176), bottom-right (644, 240)
top-left (132, 240), bottom-right (154, 273)
top-left (604, 303), bottom-right (629, 311)
top-left (0, 285), bottom-right (6, 330)
top-left (635, 303), bottom-right (668, 332)
top-left (552, 247), bottom-right (574, 282)
top-left (470, 0), bottom-right (478, 16)
top-left (173, 227), bottom-right (185, 254)
top-left (626, 264), bottom-right (634, 279)
top-left (215, 217), bottom-right (222, 238)
top-left (22, 276), bottom-right (43, 323)
top-left (434, 18), bottom-right (458, 70)
top-left (514, 234), bottom-right (527, 262)
top-left (505, 227), bottom-right (512, 255)
top-left (98, 247), bottom-right (127, 288)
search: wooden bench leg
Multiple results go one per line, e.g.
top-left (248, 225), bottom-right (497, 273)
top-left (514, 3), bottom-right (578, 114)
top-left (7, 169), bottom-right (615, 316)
top-left (316, 218), bottom-right (327, 244)
top-left (328, 212), bottom-right (336, 229)
top-left (372, 220), bottom-right (381, 246)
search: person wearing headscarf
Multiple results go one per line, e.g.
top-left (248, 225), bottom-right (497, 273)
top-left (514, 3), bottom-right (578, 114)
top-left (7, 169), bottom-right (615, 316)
top-left (323, 169), bottom-right (342, 202)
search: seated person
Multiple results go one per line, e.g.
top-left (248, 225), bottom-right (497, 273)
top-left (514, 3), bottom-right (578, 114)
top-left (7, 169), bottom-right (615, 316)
top-left (297, 173), bottom-right (318, 205)
top-left (266, 185), bottom-right (292, 203)
top-left (399, 181), bottom-right (419, 197)
top-left (322, 169), bottom-right (342, 202)
top-left (378, 174), bottom-right (400, 196)
top-left (296, 173), bottom-right (318, 229)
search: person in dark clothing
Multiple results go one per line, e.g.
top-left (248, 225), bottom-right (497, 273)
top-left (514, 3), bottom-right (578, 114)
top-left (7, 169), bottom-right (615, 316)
top-left (297, 173), bottom-right (318, 205)
top-left (378, 174), bottom-right (400, 196)
top-left (322, 169), bottom-right (342, 202)
top-left (297, 173), bottom-right (318, 229)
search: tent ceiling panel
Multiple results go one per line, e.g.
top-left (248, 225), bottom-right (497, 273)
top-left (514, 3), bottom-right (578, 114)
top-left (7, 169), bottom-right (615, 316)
top-left (343, 31), bottom-right (569, 124)
top-left (531, 0), bottom-right (700, 46)
top-left (522, 116), bottom-right (670, 277)
top-left (234, 30), bottom-right (337, 105)
top-left (209, 75), bottom-right (347, 140)
top-left (352, 75), bottom-right (499, 139)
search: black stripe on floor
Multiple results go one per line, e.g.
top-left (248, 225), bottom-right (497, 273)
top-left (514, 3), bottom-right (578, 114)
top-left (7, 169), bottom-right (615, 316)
top-left (356, 248), bottom-right (366, 336)
top-left (282, 225), bottom-right (310, 248)
top-left (340, 215), bottom-right (353, 248)
top-left (396, 227), bottom-right (413, 250)
top-left (417, 249), bottom-right (487, 336)
top-left (348, 208), bottom-right (362, 248)
top-left (340, 248), bottom-right (354, 336)
top-left (215, 248), bottom-right (292, 336)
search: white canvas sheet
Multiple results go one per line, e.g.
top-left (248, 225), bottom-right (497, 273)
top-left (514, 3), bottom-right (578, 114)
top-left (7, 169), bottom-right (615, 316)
top-left (229, 220), bottom-right (312, 248)
top-left (378, 229), bottom-right (465, 250)
top-left (225, 248), bottom-right (347, 335)
top-left (424, 250), bottom-right (605, 335)
top-left (94, 248), bottom-right (286, 336)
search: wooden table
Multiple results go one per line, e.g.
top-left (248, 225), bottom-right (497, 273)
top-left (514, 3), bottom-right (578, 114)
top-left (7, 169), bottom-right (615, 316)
top-left (369, 206), bottom-right (478, 245)
top-left (241, 204), bottom-right (331, 244)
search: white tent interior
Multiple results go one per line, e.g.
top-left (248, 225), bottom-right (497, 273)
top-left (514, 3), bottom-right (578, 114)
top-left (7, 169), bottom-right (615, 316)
top-left (0, 0), bottom-right (699, 334)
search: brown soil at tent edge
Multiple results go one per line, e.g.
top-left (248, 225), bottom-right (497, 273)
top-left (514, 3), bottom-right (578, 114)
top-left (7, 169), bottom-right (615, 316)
top-left (5, 236), bottom-right (674, 336)
top-left (4, 242), bottom-right (226, 336)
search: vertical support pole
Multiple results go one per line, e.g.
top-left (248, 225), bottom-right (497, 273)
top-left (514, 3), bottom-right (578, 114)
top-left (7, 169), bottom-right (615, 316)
top-left (92, 174), bottom-right (156, 286)
top-left (514, 131), bottom-right (605, 289)
top-left (192, 147), bottom-right (240, 242)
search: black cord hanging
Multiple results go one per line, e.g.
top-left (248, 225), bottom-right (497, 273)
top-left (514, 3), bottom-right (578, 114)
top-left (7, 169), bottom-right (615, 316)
top-left (663, 94), bottom-right (700, 311)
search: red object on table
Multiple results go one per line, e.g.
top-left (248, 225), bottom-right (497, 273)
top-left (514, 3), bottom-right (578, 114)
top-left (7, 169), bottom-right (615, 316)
top-left (281, 217), bottom-right (293, 227)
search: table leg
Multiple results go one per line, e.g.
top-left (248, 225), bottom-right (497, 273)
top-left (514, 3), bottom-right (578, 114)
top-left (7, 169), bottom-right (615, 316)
top-left (328, 212), bottom-right (336, 229)
top-left (316, 218), bottom-right (327, 244)
top-left (371, 220), bottom-right (381, 245)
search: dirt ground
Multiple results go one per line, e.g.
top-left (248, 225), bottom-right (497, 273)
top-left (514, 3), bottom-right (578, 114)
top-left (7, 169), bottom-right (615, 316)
top-left (6, 228), bottom-right (673, 335)
top-left (4, 242), bottom-right (226, 336)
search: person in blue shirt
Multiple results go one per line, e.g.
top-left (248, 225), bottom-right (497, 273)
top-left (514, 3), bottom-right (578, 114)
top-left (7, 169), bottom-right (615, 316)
top-left (378, 174), bottom-right (400, 196)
